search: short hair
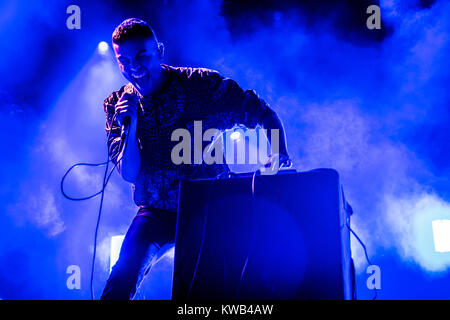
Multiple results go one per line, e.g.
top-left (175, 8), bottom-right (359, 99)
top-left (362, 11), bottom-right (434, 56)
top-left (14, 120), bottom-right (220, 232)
top-left (112, 18), bottom-right (157, 44)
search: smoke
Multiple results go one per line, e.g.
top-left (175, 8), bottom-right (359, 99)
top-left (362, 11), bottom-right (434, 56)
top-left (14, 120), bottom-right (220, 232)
top-left (382, 193), bottom-right (450, 271)
top-left (0, 43), bottom-right (136, 298)
top-left (1, 0), bottom-right (450, 299)
top-left (7, 186), bottom-right (65, 238)
top-left (156, 0), bottom-right (450, 273)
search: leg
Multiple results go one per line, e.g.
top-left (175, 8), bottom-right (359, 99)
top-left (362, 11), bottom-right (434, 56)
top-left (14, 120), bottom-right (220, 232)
top-left (100, 211), bottom-right (177, 300)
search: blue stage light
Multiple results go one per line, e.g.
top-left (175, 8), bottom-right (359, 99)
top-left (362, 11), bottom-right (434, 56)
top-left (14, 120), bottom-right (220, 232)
top-left (432, 220), bottom-right (450, 253)
top-left (97, 41), bottom-right (109, 55)
top-left (230, 130), bottom-right (241, 141)
top-left (110, 235), bottom-right (125, 272)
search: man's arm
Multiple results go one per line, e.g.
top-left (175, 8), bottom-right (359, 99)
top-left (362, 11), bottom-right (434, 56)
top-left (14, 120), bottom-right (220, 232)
top-left (259, 106), bottom-right (290, 165)
top-left (116, 123), bottom-right (141, 184)
top-left (209, 74), bottom-right (290, 165)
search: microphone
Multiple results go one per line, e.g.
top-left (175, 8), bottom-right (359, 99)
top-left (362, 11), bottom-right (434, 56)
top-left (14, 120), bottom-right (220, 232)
top-left (119, 116), bottom-right (131, 154)
top-left (120, 86), bottom-right (136, 140)
top-left (120, 116), bottom-right (131, 139)
top-left (118, 87), bottom-right (136, 153)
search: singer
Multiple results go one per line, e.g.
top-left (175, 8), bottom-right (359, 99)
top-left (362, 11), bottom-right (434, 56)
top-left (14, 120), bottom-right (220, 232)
top-left (100, 18), bottom-right (290, 300)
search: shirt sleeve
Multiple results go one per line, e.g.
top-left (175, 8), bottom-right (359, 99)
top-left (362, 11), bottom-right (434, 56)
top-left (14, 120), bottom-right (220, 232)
top-left (209, 73), bottom-right (271, 129)
top-left (103, 92), bottom-right (123, 165)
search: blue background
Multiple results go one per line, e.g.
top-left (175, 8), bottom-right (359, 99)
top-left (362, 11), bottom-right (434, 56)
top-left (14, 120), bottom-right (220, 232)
top-left (0, 0), bottom-right (449, 299)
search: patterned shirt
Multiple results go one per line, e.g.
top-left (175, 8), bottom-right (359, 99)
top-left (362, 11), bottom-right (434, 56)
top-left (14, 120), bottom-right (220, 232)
top-left (103, 64), bottom-right (272, 211)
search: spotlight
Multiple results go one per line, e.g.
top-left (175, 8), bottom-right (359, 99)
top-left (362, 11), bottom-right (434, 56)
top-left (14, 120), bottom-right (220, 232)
top-left (432, 220), bottom-right (450, 253)
top-left (222, 124), bottom-right (271, 174)
top-left (97, 41), bottom-right (109, 55)
top-left (228, 123), bottom-right (247, 141)
top-left (110, 235), bottom-right (125, 272)
top-left (230, 131), bottom-right (241, 141)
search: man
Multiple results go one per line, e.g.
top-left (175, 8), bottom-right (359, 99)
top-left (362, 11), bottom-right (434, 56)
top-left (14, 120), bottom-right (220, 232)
top-left (101, 18), bottom-right (290, 300)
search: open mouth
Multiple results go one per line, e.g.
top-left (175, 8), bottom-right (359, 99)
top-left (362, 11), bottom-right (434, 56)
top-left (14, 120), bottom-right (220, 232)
top-left (132, 71), bottom-right (149, 88)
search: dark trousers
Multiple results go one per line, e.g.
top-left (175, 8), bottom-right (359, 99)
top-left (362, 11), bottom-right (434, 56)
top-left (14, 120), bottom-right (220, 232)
top-left (100, 207), bottom-right (177, 300)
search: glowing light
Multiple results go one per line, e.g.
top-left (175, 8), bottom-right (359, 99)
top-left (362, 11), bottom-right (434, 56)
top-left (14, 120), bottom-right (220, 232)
top-left (110, 235), bottom-right (125, 272)
top-left (220, 124), bottom-right (273, 174)
top-left (432, 220), bottom-right (450, 253)
top-left (230, 131), bottom-right (241, 141)
top-left (97, 41), bottom-right (109, 54)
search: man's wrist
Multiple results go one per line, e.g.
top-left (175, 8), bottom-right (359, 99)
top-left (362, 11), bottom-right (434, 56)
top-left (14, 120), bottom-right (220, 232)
top-left (279, 153), bottom-right (292, 168)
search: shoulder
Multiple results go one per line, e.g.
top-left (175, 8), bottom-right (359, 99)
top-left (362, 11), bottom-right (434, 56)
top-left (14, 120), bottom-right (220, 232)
top-left (167, 65), bottom-right (224, 86)
top-left (103, 85), bottom-right (129, 113)
top-left (104, 85), bottom-right (128, 105)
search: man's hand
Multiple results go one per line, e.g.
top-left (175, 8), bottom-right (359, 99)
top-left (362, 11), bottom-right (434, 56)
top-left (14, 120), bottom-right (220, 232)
top-left (113, 91), bottom-right (142, 183)
top-left (261, 153), bottom-right (292, 175)
top-left (115, 91), bottom-right (139, 133)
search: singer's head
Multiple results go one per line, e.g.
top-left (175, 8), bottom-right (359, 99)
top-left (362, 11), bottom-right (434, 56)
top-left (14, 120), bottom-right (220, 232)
top-left (112, 18), bottom-right (165, 96)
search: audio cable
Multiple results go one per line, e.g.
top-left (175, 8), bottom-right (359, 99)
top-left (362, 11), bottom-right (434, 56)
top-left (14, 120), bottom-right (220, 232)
top-left (60, 113), bottom-right (129, 300)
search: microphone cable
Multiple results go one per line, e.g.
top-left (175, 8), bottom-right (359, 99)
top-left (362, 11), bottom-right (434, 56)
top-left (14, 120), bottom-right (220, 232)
top-left (61, 113), bottom-right (119, 201)
top-left (60, 113), bottom-right (130, 300)
top-left (347, 220), bottom-right (378, 300)
top-left (186, 174), bottom-right (221, 299)
top-left (235, 158), bottom-right (291, 298)
top-left (234, 170), bottom-right (259, 298)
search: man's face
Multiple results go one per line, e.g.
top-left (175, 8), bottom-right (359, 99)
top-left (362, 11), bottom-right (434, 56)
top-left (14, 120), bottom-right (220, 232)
top-left (113, 36), bottom-right (163, 96)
